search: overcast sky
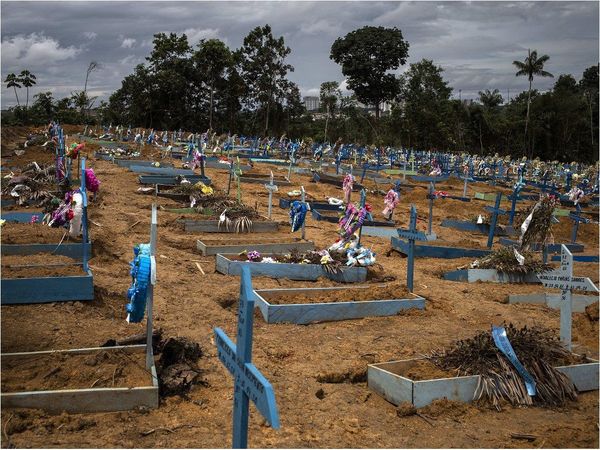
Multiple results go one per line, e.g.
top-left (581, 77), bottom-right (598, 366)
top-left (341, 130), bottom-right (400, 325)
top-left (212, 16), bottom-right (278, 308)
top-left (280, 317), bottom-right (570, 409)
top-left (1, 1), bottom-right (598, 108)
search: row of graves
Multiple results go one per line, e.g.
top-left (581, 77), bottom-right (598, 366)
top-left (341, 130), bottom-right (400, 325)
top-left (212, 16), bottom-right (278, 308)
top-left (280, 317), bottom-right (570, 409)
top-left (1, 124), bottom-right (598, 447)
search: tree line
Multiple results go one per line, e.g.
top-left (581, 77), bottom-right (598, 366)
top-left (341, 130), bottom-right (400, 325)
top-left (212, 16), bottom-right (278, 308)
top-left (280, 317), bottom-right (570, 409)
top-left (4, 25), bottom-right (598, 163)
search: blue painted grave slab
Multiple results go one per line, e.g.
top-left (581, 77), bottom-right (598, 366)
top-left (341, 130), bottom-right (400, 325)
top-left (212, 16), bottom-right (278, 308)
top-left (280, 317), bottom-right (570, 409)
top-left (0, 198), bottom-right (16, 207)
top-left (253, 286), bottom-right (425, 325)
top-left (1, 270), bottom-right (94, 305)
top-left (138, 175), bottom-right (211, 185)
top-left (1, 211), bottom-right (44, 223)
top-left (311, 172), bottom-right (365, 191)
top-left (409, 175), bottom-right (449, 183)
top-left (115, 160), bottom-right (173, 168)
top-left (362, 226), bottom-right (401, 238)
top-left (214, 266), bottom-right (279, 448)
top-left (129, 166), bottom-right (197, 176)
top-left (311, 209), bottom-right (395, 227)
top-left (498, 238), bottom-right (584, 253)
top-left (278, 198), bottom-right (342, 211)
top-left (550, 254), bottom-right (599, 263)
top-left (215, 254), bottom-right (367, 283)
top-left (391, 238), bottom-right (493, 259)
top-left (440, 219), bottom-right (511, 236)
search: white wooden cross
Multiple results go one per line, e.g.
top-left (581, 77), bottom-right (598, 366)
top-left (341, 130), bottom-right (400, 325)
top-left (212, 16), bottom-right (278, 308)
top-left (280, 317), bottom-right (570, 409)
top-left (264, 170), bottom-right (278, 219)
top-left (537, 244), bottom-right (599, 350)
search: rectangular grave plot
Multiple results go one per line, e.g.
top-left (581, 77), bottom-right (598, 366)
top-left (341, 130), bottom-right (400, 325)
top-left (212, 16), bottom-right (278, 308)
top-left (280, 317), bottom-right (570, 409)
top-left (253, 285), bottom-right (425, 324)
top-left (1, 345), bottom-right (158, 413)
top-left (138, 175), bottom-right (211, 186)
top-left (239, 174), bottom-right (291, 185)
top-left (215, 254), bottom-right (367, 283)
top-left (197, 238), bottom-right (315, 256)
top-left (182, 219), bottom-right (279, 233)
top-left (1, 269), bottom-right (94, 305)
top-left (311, 209), bottom-right (394, 227)
top-left (391, 238), bottom-right (493, 259)
top-left (443, 269), bottom-right (540, 284)
top-left (368, 357), bottom-right (599, 408)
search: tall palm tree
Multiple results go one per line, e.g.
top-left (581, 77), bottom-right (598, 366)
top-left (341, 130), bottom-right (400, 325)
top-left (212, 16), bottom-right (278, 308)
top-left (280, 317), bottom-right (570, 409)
top-left (19, 70), bottom-right (37, 108)
top-left (4, 73), bottom-right (22, 107)
top-left (513, 49), bottom-right (553, 153)
top-left (478, 89), bottom-right (503, 109)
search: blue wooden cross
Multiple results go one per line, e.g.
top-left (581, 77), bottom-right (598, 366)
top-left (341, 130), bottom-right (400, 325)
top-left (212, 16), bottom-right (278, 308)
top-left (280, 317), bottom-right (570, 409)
top-left (396, 205), bottom-right (427, 292)
top-left (565, 171), bottom-right (572, 191)
top-left (569, 203), bottom-right (590, 244)
top-left (484, 192), bottom-right (507, 248)
top-left (508, 181), bottom-right (525, 226)
top-left (214, 266), bottom-right (280, 448)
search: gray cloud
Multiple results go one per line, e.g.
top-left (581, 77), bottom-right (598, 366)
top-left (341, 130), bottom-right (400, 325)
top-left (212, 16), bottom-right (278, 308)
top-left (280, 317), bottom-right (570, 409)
top-left (1, 1), bottom-right (598, 108)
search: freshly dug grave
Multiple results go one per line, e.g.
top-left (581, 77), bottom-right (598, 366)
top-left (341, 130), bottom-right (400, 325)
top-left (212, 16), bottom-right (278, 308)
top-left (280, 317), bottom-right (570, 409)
top-left (1, 349), bottom-right (152, 392)
top-left (1, 253), bottom-right (85, 278)
top-left (1, 222), bottom-right (80, 245)
top-left (266, 283), bottom-right (411, 305)
top-left (393, 358), bottom-right (459, 381)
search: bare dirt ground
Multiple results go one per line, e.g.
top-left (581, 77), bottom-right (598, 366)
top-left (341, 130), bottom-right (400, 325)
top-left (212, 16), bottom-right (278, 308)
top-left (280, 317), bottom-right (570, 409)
top-left (1, 125), bottom-right (598, 448)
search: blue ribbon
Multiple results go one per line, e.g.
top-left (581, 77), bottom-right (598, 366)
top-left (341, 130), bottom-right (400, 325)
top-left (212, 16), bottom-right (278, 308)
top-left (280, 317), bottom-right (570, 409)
top-left (491, 326), bottom-right (536, 396)
top-left (289, 201), bottom-right (308, 232)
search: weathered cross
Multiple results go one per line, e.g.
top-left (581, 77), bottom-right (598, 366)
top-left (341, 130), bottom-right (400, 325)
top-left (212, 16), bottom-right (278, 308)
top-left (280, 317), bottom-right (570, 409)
top-left (484, 192), bottom-right (507, 248)
top-left (508, 181), bottom-right (525, 226)
top-left (425, 182), bottom-right (437, 239)
top-left (396, 204), bottom-right (428, 292)
top-left (537, 245), bottom-right (599, 350)
top-left (234, 157), bottom-right (243, 202)
top-left (264, 171), bottom-right (278, 220)
top-left (568, 204), bottom-right (590, 244)
top-left (214, 266), bottom-right (280, 448)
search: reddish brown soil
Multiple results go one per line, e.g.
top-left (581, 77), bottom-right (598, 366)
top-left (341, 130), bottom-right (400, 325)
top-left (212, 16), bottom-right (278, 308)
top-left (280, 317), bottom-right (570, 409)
top-left (266, 284), bottom-right (411, 304)
top-left (1, 222), bottom-right (80, 245)
top-left (1, 349), bottom-right (152, 392)
top-left (1, 125), bottom-right (598, 449)
top-left (1, 253), bottom-right (84, 278)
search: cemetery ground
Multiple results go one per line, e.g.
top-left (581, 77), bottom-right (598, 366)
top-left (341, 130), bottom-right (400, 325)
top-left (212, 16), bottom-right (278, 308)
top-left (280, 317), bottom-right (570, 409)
top-left (1, 125), bottom-right (598, 448)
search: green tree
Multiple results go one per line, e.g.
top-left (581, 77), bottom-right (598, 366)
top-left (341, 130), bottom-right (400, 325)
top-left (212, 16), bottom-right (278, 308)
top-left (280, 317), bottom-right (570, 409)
top-left (4, 73), bottom-right (22, 107)
top-left (19, 70), bottom-right (36, 109)
top-left (31, 91), bottom-right (55, 119)
top-left (239, 24), bottom-right (294, 135)
top-left (330, 26), bottom-right (409, 119)
top-left (579, 64), bottom-right (599, 147)
top-left (193, 39), bottom-right (233, 130)
top-left (478, 89), bottom-right (504, 109)
top-left (399, 59), bottom-right (453, 149)
top-left (513, 49), bottom-right (553, 154)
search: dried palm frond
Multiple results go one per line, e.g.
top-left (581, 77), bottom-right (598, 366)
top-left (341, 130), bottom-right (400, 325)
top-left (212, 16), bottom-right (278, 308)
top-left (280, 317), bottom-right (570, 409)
top-left (233, 216), bottom-right (253, 233)
top-left (520, 195), bottom-right (559, 251)
top-left (429, 324), bottom-right (582, 410)
top-left (471, 246), bottom-right (552, 274)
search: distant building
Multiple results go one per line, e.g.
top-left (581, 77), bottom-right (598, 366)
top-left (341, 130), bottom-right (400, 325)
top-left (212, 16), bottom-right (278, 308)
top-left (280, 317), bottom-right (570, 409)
top-left (303, 96), bottom-right (320, 112)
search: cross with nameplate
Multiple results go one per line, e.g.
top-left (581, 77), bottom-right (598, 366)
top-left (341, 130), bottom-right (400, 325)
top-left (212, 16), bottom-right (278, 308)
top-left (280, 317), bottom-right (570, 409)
top-left (234, 157), bottom-right (243, 202)
top-left (264, 171), bottom-right (278, 220)
top-left (568, 203), bottom-right (590, 244)
top-left (396, 204), bottom-right (427, 292)
top-left (484, 192), bottom-right (507, 248)
top-left (214, 266), bottom-right (280, 448)
top-left (537, 245), bottom-right (599, 350)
